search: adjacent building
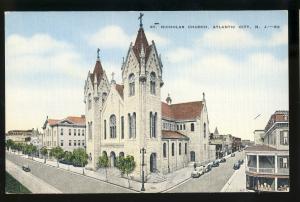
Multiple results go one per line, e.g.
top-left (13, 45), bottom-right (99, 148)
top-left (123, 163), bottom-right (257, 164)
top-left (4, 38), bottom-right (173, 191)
top-left (253, 130), bottom-right (265, 145)
top-left (245, 110), bottom-right (289, 192)
top-left (84, 16), bottom-right (213, 179)
top-left (6, 129), bottom-right (37, 144)
top-left (42, 115), bottom-right (86, 152)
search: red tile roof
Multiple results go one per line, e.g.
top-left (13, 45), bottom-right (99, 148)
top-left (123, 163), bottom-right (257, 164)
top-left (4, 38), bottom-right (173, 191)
top-left (116, 84), bottom-right (124, 99)
top-left (132, 28), bottom-right (152, 64)
top-left (66, 116), bottom-right (85, 125)
top-left (162, 130), bottom-right (189, 140)
top-left (161, 101), bottom-right (203, 120)
top-left (90, 60), bottom-right (104, 86)
top-left (48, 119), bottom-right (60, 126)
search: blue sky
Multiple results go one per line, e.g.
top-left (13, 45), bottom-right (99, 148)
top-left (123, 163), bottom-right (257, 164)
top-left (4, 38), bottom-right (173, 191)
top-left (5, 11), bottom-right (288, 140)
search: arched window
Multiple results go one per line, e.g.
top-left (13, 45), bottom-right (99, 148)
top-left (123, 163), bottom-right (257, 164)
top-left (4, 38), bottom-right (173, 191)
top-left (179, 143), bottom-right (181, 155)
top-left (121, 116), bottom-right (124, 139)
top-left (204, 123), bottom-right (206, 138)
top-left (129, 73), bottom-right (135, 96)
top-left (150, 112), bottom-right (157, 138)
top-left (183, 124), bottom-right (186, 130)
top-left (163, 143), bottom-right (167, 158)
top-left (177, 125), bottom-right (179, 130)
top-left (128, 113), bottom-right (132, 138)
top-left (102, 92), bottom-right (107, 104)
top-left (110, 115), bottom-right (116, 138)
top-left (185, 143), bottom-right (187, 154)
top-left (150, 72), bottom-right (156, 95)
top-left (172, 143), bottom-right (175, 156)
top-left (88, 93), bottom-right (92, 109)
top-left (132, 112), bottom-right (136, 138)
top-left (191, 123), bottom-right (194, 131)
top-left (104, 120), bottom-right (107, 139)
top-left (180, 125), bottom-right (182, 130)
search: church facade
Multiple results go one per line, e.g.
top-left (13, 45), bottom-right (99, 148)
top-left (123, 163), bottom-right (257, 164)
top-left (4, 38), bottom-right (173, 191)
top-left (84, 17), bottom-right (213, 179)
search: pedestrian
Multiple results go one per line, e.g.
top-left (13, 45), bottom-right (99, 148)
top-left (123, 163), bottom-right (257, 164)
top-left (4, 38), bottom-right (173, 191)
top-left (194, 162), bottom-right (196, 170)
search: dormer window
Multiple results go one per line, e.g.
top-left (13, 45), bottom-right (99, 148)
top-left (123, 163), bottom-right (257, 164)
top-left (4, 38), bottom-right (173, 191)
top-left (150, 72), bottom-right (156, 95)
top-left (129, 73), bottom-right (135, 96)
top-left (102, 92), bottom-right (107, 103)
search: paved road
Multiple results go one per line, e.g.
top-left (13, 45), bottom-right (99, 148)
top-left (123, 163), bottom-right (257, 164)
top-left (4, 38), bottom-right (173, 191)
top-left (168, 151), bottom-right (245, 192)
top-left (6, 152), bottom-right (135, 193)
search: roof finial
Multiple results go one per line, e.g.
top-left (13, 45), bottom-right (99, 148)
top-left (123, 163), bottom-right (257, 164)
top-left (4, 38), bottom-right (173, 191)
top-left (203, 92), bottom-right (205, 101)
top-left (97, 48), bottom-right (100, 60)
top-left (138, 12), bottom-right (144, 28)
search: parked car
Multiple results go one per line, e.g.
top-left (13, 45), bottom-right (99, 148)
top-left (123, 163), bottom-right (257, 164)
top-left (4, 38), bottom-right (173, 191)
top-left (238, 159), bottom-right (244, 165)
top-left (205, 163), bottom-right (213, 172)
top-left (195, 166), bottom-right (205, 176)
top-left (22, 165), bottom-right (30, 172)
top-left (59, 159), bottom-right (73, 165)
top-left (231, 153), bottom-right (235, 157)
top-left (233, 162), bottom-right (240, 170)
top-left (212, 160), bottom-right (219, 167)
top-left (191, 170), bottom-right (201, 178)
top-left (220, 157), bottom-right (226, 163)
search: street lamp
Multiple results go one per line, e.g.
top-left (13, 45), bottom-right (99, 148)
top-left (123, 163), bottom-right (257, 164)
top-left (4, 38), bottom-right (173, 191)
top-left (140, 148), bottom-right (146, 191)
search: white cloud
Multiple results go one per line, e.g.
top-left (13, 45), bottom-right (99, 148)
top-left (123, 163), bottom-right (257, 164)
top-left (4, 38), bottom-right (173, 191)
top-left (197, 20), bottom-right (288, 49)
top-left (6, 33), bottom-right (87, 80)
top-left (268, 25), bottom-right (288, 46)
top-left (198, 20), bottom-right (261, 49)
top-left (146, 31), bottom-right (170, 46)
top-left (166, 47), bottom-right (194, 63)
top-left (87, 25), bottom-right (131, 49)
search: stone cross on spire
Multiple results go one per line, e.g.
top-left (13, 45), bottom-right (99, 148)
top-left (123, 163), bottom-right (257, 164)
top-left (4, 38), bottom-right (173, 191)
top-left (97, 48), bottom-right (100, 59)
top-left (138, 12), bottom-right (144, 28)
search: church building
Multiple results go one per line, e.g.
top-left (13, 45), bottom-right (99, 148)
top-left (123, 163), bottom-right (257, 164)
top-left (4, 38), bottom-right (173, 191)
top-left (84, 14), bottom-right (213, 179)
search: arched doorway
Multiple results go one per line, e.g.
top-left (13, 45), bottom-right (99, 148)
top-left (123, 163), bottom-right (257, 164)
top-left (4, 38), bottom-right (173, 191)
top-left (150, 153), bottom-right (157, 172)
top-left (110, 151), bottom-right (116, 167)
top-left (190, 151), bottom-right (195, 162)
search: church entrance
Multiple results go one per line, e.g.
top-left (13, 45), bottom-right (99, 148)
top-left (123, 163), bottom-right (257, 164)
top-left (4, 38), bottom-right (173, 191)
top-left (110, 151), bottom-right (116, 167)
top-left (150, 153), bottom-right (157, 172)
top-left (190, 151), bottom-right (195, 162)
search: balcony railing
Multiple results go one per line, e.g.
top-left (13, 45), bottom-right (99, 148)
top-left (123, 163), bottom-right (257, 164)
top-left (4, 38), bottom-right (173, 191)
top-left (247, 167), bottom-right (257, 172)
top-left (277, 168), bottom-right (289, 175)
top-left (259, 168), bottom-right (275, 174)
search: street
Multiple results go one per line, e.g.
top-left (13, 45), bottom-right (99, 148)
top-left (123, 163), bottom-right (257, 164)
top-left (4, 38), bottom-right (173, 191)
top-left (167, 151), bottom-right (245, 192)
top-left (6, 152), bottom-right (136, 193)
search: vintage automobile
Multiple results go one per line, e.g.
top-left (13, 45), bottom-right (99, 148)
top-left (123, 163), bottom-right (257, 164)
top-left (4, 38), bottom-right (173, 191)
top-left (22, 165), bottom-right (30, 172)
top-left (220, 157), bottom-right (226, 163)
top-left (191, 165), bottom-right (205, 178)
top-left (205, 163), bottom-right (213, 172)
top-left (212, 160), bottom-right (219, 167)
top-left (233, 162), bottom-right (240, 170)
top-left (191, 170), bottom-right (201, 178)
top-left (238, 159), bottom-right (244, 165)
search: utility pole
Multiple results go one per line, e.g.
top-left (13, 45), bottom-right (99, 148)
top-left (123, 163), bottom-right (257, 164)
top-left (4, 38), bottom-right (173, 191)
top-left (140, 148), bottom-right (146, 191)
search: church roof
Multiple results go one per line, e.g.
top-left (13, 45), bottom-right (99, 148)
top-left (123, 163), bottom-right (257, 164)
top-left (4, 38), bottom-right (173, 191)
top-left (161, 101), bottom-right (203, 120)
top-left (132, 28), bottom-right (152, 64)
top-left (90, 60), bottom-right (104, 86)
top-left (162, 130), bottom-right (189, 140)
top-left (116, 84), bottom-right (124, 99)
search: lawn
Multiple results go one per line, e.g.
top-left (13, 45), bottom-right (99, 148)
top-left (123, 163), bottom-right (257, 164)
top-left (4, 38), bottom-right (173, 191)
top-left (5, 172), bottom-right (31, 194)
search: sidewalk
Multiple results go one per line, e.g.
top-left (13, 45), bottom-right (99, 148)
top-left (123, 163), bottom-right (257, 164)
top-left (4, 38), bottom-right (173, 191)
top-left (220, 161), bottom-right (246, 192)
top-left (6, 150), bottom-right (196, 193)
top-left (6, 160), bottom-right (62, 193)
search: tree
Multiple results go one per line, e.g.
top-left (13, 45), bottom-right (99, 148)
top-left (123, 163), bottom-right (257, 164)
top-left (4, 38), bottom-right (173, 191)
top-left (24, 144), bottom-right (37, 159)
top-left (64, 151), bottom-right (73, 170)
top-left (40, 147), bottom-right (48, 163)
top-left (97, 153), bottom-right (109, 181)
top-left (50, 147), bottom-right (64, 167)
top-left (72, 148), bottom-right (88, 175)
top-left (6, 139), bottom-right (14, 151)
top-left (117, 155), bottom-right (136, 188)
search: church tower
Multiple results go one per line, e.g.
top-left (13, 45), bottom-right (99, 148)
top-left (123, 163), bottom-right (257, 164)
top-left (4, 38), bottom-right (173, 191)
top-left (84, 49), bottom-right (110, 169)
top-left (121, 13), bottom-right (164, 178)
